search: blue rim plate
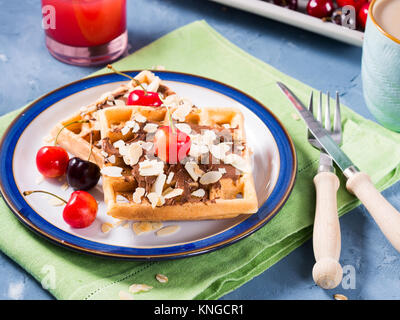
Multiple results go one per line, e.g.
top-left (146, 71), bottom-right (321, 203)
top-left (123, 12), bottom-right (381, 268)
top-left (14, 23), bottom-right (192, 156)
top-left (0, 71), bottom-right (297, 260)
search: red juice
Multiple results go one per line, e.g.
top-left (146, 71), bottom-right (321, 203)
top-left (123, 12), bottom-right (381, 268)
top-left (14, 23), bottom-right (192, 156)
top-left (42, 0), bottom-right (126, 47)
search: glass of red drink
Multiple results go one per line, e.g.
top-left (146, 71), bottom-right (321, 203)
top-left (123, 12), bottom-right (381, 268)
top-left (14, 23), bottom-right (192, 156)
top-left (41, 0), bottom-right (127, 66)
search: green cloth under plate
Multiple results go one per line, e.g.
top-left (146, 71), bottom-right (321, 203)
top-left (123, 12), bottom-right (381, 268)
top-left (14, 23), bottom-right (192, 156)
top-left (1, 21), bottom-right (400, 300)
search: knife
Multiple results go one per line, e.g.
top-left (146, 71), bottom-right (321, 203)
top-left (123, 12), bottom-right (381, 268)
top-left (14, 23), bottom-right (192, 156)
top-left (277, 81), bottom-right (400, 254)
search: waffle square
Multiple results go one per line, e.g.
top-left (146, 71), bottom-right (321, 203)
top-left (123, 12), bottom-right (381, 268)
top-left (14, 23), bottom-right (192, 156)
top-left (50, 70), bottom-right (175, 166)
top-left (98, 105), bottom-right (258, 221)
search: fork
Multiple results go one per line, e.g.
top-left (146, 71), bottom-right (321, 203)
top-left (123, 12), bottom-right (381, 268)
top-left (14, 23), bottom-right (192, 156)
top-left (308, 91), bottom-right (343, 289)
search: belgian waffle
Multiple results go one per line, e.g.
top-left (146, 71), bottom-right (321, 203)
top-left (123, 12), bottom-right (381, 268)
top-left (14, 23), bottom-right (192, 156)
top-left (50, 70), bottom-right (176, 166)
top-left (98, 105), bottom-right (258, 221)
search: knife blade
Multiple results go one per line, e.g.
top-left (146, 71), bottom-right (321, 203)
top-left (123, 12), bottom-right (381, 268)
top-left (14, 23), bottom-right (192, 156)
top-left (277, 81), bottom-right (359, 177)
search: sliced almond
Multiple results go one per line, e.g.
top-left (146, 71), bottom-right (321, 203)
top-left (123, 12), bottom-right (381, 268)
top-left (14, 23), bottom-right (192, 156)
top-left (156, 274), bottom-right (168, 283)
top-left (147, 192), bottom-right (164, 208)
top-left (134, 113), bottom-right (147, 123)
top-left (143, 123), bottom-right (158, 133)
top-left (100, 150), bottom-right (109, 158)
top-left (133, 221), bottom-right (153, 235)
top-left (139, 159), bottom-right (164, 176)
top-left (129, 284), bottom-right (153, 294)
top-left (152, 173), bottom-right (166, 196)
top-left (191, 188), bottom-right (205, 198)
top-left (107, 155), bottom-right (116, 164)
top-left (101, 166), bottom-right (123, 177)
top-left (132, 187), bottom-right (145, 204)
top-left (210, 143), bottom-right (230, 160)
top-left (184, 161), bottom-right (204, 181)
top-left (218, 167), bottom-right (227, 175)
top-left (224, 153), bottom-right (250, 173)
top-left (156, 225), bottom-right (180, 237)
top-left (101, 222), bottom-right (114, 233)
top-left (114, 99), bottom-right (126, 107)
top-left (333, 294), bottom-right (348, 300)
top-left (199, 171), bottom-right (222, 185)
top-left (124, 142), bottom-right (143, 166)
top-left (119, 291), bottom-right (134, 300)
top-left (151, 222), bottom-right (163, 230)
top-left (175, 123), bottom-right (192, 135)
top-left (113, 139), bottom-right (125, 149)
top-left (166, 172), bottom-right (174, 184)
top-left (163, 188), bottom-right (184, 199)
top-left (61, 182), bottom-right (69, 191)
top-left (121, 125), bottom-right (130, 136)
top-left (139, 141), bottom-right (153, 152)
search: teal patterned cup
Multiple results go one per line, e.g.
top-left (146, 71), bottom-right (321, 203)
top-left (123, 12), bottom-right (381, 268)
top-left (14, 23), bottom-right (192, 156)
top-left (362, 0), bottom-right (400, 132)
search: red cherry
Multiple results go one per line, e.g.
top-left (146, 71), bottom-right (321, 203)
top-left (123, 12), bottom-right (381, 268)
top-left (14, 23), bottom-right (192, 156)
top-left (154, 126), bottom-right (191, 164)
top-left (357, 2), bottom-right (370, 30)
top-left (336, 0), bottom-right (366, 12)
top-left (36, 146), bottom-right (69, 178)
top-left (63, 191), bottom-right (98, 228)
top-left (307, 0), bottom-right (334, 18)
top-left (127, 90), bottom-right (163, 107)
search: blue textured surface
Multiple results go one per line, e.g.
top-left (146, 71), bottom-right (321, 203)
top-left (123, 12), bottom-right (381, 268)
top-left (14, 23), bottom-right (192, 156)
top-left (0, 0), bottom-right (399, 300)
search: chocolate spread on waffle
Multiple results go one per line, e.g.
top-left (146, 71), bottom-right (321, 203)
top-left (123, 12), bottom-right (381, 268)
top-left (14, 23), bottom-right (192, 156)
top-left (103, 122), bottom-right (245, 205)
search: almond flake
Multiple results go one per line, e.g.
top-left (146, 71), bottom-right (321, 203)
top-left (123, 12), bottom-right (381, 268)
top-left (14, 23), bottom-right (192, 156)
top-left (101, 222), bottom-right (114, 233)
top-left (100, 150), bottom-right (109, 158)
top-left (116, 194), bottom-right (129, 203)
top-left (139, 141), bottom-right (153, 151)
top-left (119, 291), bottom-right (134, 300)
top-left (123, 143), bottom-right (143, 166)
top-left (133, 221), bottom-right (153, 235)
top-left (166, 172), bottom-right (174, 184)
top-left (156, 225), bottom-right (180, 237)
top-left (143, 123), bottom-right (158, 133)
top-left (134, 113), bottom-right (147, 123)
top-left (121, 125), bottom-right (130, 136)
top-left (224, 154), bottom-right (250, 173)
top-left (147, 192), bottom-right (165, 208)
top-left (333, 294), bottom-right (348, 300)
top-left (184, 161), bottom-right (204, 181)
top-left (210, 143), bottom-right (230, 160)
top-left (113, 140), bottom-right (125, 149)
top-left (139, 159), bottom-right (164, 176)
top-left (114, 99), bottom-right (126, 107)
top-left (175, 123), bottom-right (192, 135)
top-left (101, 166), bottom-right (123, 177)
top-left (132, 187), bottom-right (145, 204)
top-left (163, 188), bottom-right (184, 199)
top-left (107, 155), bottom-right (116, 164)
top-left (152, 173), bottom-right (166, 196)
top-left (189, 143), bottom-right (209, 158)
top-left (129, 284), bottom-right (153, 294)
top-left (191, 188), bottom-right (205, 197)
top-left (126, 121), bottom-right (140, 133)
top-left (156, 274), bottom-right (168, 283)
top-left (222, 124), bottom-right (231, 129)
top-left (202, 130), bottom-right (217, 146)
top-left (218, 167), bottom-right (227, 175)
top-left (151, 222), bottom-right (163, 230)
top-left (199, 171), bottom-right (222, 185)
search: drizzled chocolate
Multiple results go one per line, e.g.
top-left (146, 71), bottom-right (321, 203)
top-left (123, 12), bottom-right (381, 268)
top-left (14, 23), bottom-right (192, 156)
top-left (103, 120), bottom-right (246, 206)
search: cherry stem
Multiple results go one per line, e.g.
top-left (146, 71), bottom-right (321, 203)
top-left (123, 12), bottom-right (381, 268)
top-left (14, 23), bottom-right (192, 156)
top-left (159, 95), bottom-right (176, 134)
top-left (87, 131), bottom-right (93, 162)
top-left (23, 190), bottom-right (68, 204)
top-left (107, 65), bottom-right (147, 94)
top-left (54, 120), bottom-right (90, 146)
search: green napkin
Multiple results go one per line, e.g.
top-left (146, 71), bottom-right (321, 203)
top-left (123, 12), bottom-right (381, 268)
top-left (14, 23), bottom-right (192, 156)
top-left (1, 21), bottom-right (400, 300)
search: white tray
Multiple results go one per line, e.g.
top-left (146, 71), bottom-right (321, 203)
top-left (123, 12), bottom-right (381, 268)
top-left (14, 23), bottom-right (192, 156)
top-left (211, 0), bottom-right (364, 46)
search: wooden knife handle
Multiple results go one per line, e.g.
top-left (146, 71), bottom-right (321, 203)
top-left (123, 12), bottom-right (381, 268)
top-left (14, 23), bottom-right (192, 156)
top-left (312, 171), bottom-right (343, 289)
top-left (346, 172), bottom-right (400, 253)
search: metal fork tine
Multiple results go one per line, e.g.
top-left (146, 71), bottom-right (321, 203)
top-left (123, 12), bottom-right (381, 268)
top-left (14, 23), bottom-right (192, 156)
top-left (325, 92), bottom-right (331, 131)
top-left (317, 91), bottom-right (322, 122)
top-left (334, 91), bottom-right (342, 141)
top-left (307, 92), bottom-right (314, 140)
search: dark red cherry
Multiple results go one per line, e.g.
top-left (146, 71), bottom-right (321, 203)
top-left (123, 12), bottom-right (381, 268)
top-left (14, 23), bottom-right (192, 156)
top-left (357, 2), bottom-right (370, 30)
top-left (127, 90), bottom-right (163, 107)
top-left (273, 0), bottom-right (298, 10)
top-left (307, 0), bottom-right (334, 18)
top-left (66, 157), bottom-right (100, 191)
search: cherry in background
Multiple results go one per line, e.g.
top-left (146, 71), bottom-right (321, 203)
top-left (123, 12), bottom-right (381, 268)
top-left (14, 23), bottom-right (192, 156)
top-left (307, 0), bottom-right (334, 18)
top-left (336, 0), bottom-right (367, 12)
top-left (357, 2), bottom-right (370, 30)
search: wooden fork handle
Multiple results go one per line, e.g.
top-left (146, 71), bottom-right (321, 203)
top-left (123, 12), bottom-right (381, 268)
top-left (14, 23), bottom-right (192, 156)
top-left (312, 171), bottom-right (343, 289)
top-left (346, 172), bottom-right (400, 253)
